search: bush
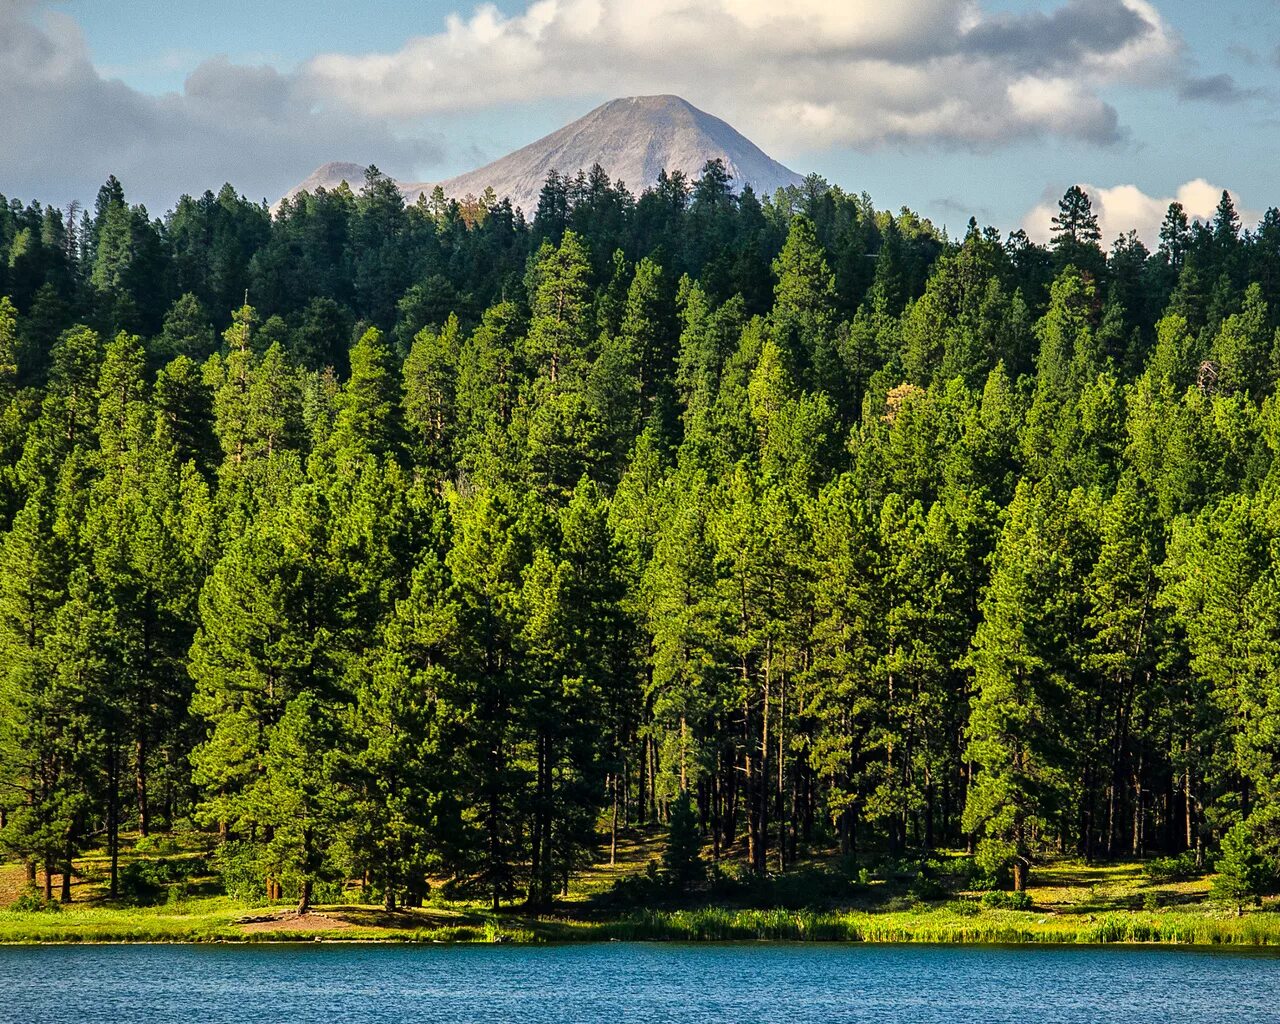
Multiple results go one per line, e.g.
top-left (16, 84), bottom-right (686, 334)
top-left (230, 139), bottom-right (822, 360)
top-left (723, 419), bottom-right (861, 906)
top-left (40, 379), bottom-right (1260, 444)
top-left (981, 889), bottom-right (1033, 911)
top-left (310, 877), bottom-right (348, 905)
top-left (944, 899), bottom-right (980, 917)
top-left (214, 840), bottom-right (267, 903)
top-left (956, 855), bottom-right (1008, 891)
top-left (599, 859), bottom-right (681, 909)
top-left (119, 855), bottom-right (212, 904)
top-left (133, 834), bottom-right (180, 856)
top-left (769, 864), bottom-right (862, 909)
top-left (1211, 822), bottom-right (1278, 911)
top-left (873, 855), bottom-right (944, 882)
top-left (1144, 852), bottom-right (1199, 882)
top-left (10, 885), bottom-right (59, 913)
top-left (662, 792), bottom-right (705, 893)
top-left (908, 872), bottom-right (948, 902)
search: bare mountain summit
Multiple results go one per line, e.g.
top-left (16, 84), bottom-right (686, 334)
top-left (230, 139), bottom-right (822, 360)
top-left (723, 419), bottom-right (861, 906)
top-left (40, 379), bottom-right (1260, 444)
top-left (287, 161), bottom-right (369, 198)
top-left (283, 96), bottom-right (803, 214)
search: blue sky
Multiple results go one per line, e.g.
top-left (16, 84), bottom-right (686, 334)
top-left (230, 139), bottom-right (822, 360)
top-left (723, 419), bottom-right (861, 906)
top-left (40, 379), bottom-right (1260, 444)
top-left (6, 0), bottom-right (1280, 240)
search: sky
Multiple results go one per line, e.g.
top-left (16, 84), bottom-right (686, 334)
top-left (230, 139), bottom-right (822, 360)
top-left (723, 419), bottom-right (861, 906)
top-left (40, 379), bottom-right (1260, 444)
top-left (4, 0), bottom-right (1280, 242)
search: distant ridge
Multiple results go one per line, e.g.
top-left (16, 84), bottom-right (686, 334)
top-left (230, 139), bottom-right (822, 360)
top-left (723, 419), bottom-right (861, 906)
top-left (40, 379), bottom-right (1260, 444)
top-left (283, 95), bottom-right (804, 214)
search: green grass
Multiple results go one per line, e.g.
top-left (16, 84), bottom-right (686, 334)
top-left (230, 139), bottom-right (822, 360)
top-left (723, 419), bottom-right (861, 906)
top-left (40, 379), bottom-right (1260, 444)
top-left (4, 900), bottom-right (1280, 946)
top-left (589, 906), bottom-right (1280, 945)
top-left (3, 831), bottom-right (1278, 945)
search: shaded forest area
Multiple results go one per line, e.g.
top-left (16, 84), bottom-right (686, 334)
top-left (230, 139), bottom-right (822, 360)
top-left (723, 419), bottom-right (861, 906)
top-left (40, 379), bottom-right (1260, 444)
top-left (2, 162), bottom-right (1280, 912)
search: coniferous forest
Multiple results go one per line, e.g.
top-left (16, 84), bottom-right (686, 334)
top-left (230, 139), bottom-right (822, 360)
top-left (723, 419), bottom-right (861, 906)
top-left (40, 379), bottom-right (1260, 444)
top-left (4, 162), bottom-right (1280, 914)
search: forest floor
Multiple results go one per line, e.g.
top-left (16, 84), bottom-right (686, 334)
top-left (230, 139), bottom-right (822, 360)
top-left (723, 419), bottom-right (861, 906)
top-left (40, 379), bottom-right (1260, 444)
top-left (1, 828), bottom-right (1278, 945)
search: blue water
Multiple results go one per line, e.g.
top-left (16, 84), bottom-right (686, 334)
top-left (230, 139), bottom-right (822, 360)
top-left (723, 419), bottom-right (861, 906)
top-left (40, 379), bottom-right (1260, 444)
top-left (1, 942), bottom-right (1278, 1023)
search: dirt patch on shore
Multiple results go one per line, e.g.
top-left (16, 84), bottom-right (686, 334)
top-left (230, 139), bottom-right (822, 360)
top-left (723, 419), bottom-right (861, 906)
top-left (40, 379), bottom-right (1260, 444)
top-left (238, 911), bottom-right (355, 934)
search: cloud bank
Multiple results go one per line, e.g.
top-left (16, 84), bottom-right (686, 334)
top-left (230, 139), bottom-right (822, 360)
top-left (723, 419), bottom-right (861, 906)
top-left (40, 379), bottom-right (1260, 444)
top-left (302, 0), bottom-right (1183, 151)
top-left (1021, 179), bottom-right (1257, 246)
top-left (0, 2), bottom-right (438, 210)
top-left (0, 0), bottom-right (1256, 216)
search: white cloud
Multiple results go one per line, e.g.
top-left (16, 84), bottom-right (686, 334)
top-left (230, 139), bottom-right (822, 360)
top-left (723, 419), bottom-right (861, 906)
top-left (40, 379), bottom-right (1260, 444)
top-left (1021, 179), bottom-right (1260, 246)
top-left (300, 0), bottom-right (1182, 151)
top-left (0, 2), bottom-right (438, 210)
top-left (1, 0), bottom-right (1254, 212)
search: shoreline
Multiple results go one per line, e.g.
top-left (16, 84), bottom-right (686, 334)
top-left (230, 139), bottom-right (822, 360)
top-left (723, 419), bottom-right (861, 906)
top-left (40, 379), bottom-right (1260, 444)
top-left (3, 905), bottom-right (1280, 947)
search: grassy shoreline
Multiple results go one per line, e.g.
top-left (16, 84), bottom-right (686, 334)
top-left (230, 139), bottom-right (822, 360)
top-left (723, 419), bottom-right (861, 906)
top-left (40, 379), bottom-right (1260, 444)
top-left (4, 833), bottom-right (1278, 947)
top-left (3, 901), bottom-right (1280, 946)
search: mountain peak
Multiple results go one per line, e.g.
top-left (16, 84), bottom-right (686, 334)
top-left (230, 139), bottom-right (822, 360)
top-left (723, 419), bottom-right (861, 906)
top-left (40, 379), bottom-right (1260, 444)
top-left (285, 96), bottom-right (803, 214)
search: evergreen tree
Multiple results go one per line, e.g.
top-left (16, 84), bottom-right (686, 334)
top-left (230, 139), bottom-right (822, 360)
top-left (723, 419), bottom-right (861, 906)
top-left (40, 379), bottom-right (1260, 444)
top-left (963, 483), bottom-right (1095, 889)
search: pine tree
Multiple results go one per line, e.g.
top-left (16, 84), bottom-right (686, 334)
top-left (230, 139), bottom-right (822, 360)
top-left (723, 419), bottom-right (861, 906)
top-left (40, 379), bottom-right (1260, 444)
top-left (348, 549), bottom-right (461, 909)
top-left (804, 472), bottom-right (883, 853)
top-left (525, 232), bottom-right (593, 390)
top-left (1084, 471), bottom-right (1161, 857)
top-left (662, 790), bottom-right (705, 892)
top-left (402, 315), bottom-right (461, 476)
top-left (0, 296), bottom-right (19, 400)
top-left (189, 485), bottom-right (347, 901)
top-left (446, 487), bottom-right (531, 910)
top-left (0, 486), bottom-right (68, 895)
top-left (1050, 186), bottom-right (1103, 275)
top-left (963, 483), bottom-right (1095, 889)
top-left (334, 327), bottom-right (404, 459)
top-left (1211, 283), bottom-right (1273, 398)
top-left (157, 293), bottom-right (216, 361)
top-left (772, 215), bottom-right (836, 384)
top-left (1211, 820), bottom-right (1276, 912)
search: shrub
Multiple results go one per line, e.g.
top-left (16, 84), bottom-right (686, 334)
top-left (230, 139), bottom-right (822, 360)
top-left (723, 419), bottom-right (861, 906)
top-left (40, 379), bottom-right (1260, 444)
top-left (133, 834), bottom-right (180, 856)
top-left (873, 856), bottom-right (944, 882)
top-left (214, 840), bottom-right (267, 903)
top-left (310, 877), bottom-right (348, 905)
top-left (908, 872), bottom-right (948, 902)
top-left (1144, 852), bottom-right (1199, 882)
top-left (944, 899), bottom-right (980, 917)
top-left (981, 889), bottom-right (1033, 911)
top-left (1211, 822), bottom-right (1278, 911)
top-left (119, 855), bottom-right (212, 904)
top-left (119, 860), bottom-right (166, 903)
top-left (10, 886), bottom-right (56, 913)
top-left (662, 792), bottom-right (705, 893)
top-left (769, 865), bottom-right (862, 909)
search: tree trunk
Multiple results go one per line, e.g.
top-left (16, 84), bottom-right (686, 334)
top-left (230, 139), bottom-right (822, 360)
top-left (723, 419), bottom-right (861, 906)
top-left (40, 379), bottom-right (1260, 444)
top-left (757, 651), bottom-right (770, 876)
top-left (609, 773), bottom-right (619, 866)
top-left (297, 877), bottom-right (312, 916)
top-left (135, 737), bottom-right (150, 838)
top-left (776, 669), bottom-right (786, 873)
top-left (647, 734), bottom-right (657, 823)
top-left (61, 833), bottom-right (73, 903)
top-left (108, 740), bottom-right (120, 899)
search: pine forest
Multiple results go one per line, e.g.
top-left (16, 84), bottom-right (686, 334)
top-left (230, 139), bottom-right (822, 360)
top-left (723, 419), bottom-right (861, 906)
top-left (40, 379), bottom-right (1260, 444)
top-left (4, 163), bottom-right (1280, 914)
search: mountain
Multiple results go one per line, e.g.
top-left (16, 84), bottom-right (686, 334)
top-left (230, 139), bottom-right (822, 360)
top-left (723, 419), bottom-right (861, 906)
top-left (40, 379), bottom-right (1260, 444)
top-left (286, 161), bottom-right (369, 198)
top-left (283, 95), bottom-right (804, 214)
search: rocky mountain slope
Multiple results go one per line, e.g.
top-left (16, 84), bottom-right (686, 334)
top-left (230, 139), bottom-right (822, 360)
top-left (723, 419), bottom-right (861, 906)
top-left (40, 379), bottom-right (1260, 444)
top-left (284, 95), bottom-right (803, 213)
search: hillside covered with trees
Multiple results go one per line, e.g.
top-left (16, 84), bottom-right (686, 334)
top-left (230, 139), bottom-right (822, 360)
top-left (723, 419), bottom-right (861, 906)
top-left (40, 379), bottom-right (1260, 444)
top-left (2, 162), bottom-right (1280, 914)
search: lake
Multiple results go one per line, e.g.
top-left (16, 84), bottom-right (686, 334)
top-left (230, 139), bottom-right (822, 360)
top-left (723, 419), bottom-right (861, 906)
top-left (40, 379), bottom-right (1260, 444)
top-left (2, 942), bottom-right (1278, 1023)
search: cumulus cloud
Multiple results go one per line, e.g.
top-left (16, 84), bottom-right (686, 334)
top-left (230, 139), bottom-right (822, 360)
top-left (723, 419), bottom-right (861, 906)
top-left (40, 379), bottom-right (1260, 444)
top-left (1021, 179), bottom-right (1259, 246)
top-left (1177, 73), bottom-right (1258, 103)
top-left (0, 2), bottom-right (439, 210)
top-left (0, 0), bottom-right (1256, 211)
top-left (300, 0), bottom-right (1183, 151)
